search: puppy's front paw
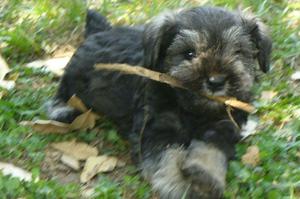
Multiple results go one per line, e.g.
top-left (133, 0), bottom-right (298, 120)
top-left (44, 99), bottom-right (81, 123)
top-left (181, 141), bottom-right (227, 199)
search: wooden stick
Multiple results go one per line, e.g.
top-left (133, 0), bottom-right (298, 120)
top-left (94, 63), bottom-right (185, 89)
top-left (94, 63), bottom-right (256, 113)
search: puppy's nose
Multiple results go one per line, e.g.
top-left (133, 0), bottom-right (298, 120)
top-left (207, 75), bottom-right (226, 91)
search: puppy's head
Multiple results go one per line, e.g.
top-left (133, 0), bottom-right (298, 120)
top-left (143, 7), bottom-right (272, 113)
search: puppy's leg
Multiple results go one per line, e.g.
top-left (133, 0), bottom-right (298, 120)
top-left (181, 120), bottom-right (241, 198)
top-left (134, 111), bottom-right (189, 199)
top-left (139, 114), bottom-right (239, 198)
top-left (142, 146), bottom-right (191, 199)
top-left (137, 111), bottom-right (224, 198)
top-left (181, 141), bottom-right (227, 199)
top-left (142, 142), bottom-right (227, 199)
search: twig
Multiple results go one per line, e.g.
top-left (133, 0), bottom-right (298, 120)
top-left (94, 63), bottom-right (256, 113)
top-left (94, 63), bottom-right (185, 89)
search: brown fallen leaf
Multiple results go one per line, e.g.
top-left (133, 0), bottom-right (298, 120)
top-left (94, 63), bottom-right (256, 113)
top-left (80, 156), bottom-right (105, 183)
top-left (261, 90), bottom-right (277, 101)
top-left (241, 119), bottom-right (258, 139)
top-left (80, 155), bottom-right (118, 183)
top-left (51, 140), bottom-right (98, 160)
top-left (20, 104), bottom-right (99, 134)
top-left (241, 145), bottom-right (260, 167)
top-left (0, 162), bottom-right (32, 182)
top-left (291, 71), bottom-right (300, 81)
top-left (97, 156), bottom-right (118, 172)
top-left (0, 55), bottom-right (16, 90)
top-left (81, 187), bottom-right (95, 198)
top-left (70, 109), bottom-right (98, 130)
top-left (25, 56), bottom-right (71, 76)
top-left (0, 55), bottom-right (10, 80)
top-left (116, 160), bottom-right (126, 168)
top-left (296, 151), bottom-right (300, 158)
top-left (20, 120), bottom-right (70, 134)
top-left (52, 45), bottom-right (75, 58)
top-left (6, 72), bottom-right (19, 82)
top-left (61, 154), bottom-right (80, 171)
top-left (67, 95), bottom-right (88, 112)
top-left (293, 109), bottom-right (300, 118)
top-left (0, 80), bottom-right (15, 90)
top-left (0, 55), bottom-right (17, 90)
top-left (0, 90), bottom-right (8, 99)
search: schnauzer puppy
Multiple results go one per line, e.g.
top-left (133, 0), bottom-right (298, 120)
top-left (47, 7), bottom-right (271, 198)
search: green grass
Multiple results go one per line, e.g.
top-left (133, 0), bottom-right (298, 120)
top-left (0, 0), bottom-right (299, 198)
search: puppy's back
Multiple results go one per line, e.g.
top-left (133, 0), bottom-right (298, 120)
top-left (47, 26), bottom-right (144, 128)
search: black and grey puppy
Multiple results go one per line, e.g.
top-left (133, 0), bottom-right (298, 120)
top-left (47, 7), bottom-right (271, 198)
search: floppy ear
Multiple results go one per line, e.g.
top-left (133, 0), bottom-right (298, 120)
top-left (85, 10), bottom-right (111, 38)
top-left (242, 15), bottom-right (272, 73)
top-left (143, 11), bottom-right (179, 70)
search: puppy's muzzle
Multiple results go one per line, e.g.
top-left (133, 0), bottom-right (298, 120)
top-left (207, 74), bottom-right (227, 92)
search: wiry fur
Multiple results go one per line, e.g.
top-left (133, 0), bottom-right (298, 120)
top-left (142, 141), bottom-right (227, 199)
top-left (46, 7), bottom-right (271, 198)
top-left (142, 147), bottom-right (189, 199)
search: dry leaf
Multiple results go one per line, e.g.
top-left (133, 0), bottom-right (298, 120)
top-left (20, 109), bottom-right (99, 134)
top-left (52, 45), bottom-right (75, 58)
top-left (70, 110), bottom-right (98, 130)
top-left (241, 119), bottom-right (258, 139)
top-left (0, 80), bottom-right (15, 90)
top-left (0, 55), bottom-right (10, 80)
top-left (291, 71), bottom-right (300, 81)
top-left (241, 145), bottom-right (260, 167)
top-left (0, 90), bottom-right (8, 99)
top-left (261, 91), bottom-right (277, 101)
top-left (67, 95), bottom-right (88, 112)
top-left (116, 160), bottom-right (126, 168)
top-left (80, 155), bottom-right (118, 183)
top-left (80, 156), bottom-right (104, 183)
top-left (81, 187), bottom-right (95, 198)
top-left (61, 154), bottom-right (80, 171)
top-left (97, 156), bottom-right (118, 172)
top-left (6, 72), bottom-right (19, 81)
top-left (26, 57), bottom-right (71, 76)
top-left (0, 55), bottom-right (16, 90)
top-left (67, 95), bottom-right (100, 122)
top-left (51, 140), bottom-right (98, 160)
top-left (0, 162), bottom-right (32, 182)
top-left (293, 109), bottom-right (300, 118)
top-left (20, 120), bottom-right (70, 134)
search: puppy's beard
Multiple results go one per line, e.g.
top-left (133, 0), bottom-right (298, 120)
top-left (195, 98), bottom-right (224, 112)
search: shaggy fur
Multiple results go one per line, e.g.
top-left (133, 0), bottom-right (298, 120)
top-left (46, 7), bottom-right (271, 198)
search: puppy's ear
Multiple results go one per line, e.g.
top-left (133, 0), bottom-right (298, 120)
top-left (85, 9), bottom-right (111, 38)
top-left (242, 14), bottom-right (272, 73)
top-left (143, 11), bottom-right (179, 70)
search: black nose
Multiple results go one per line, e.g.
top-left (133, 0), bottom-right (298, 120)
top-left (207, 75), bottom-right (226, 91)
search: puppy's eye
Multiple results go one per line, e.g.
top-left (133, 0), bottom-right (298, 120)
top-left (184, 50), bottom-right (196, 60)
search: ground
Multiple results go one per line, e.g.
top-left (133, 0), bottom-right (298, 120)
top-left (0, 0), bottom-right (299, 198)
